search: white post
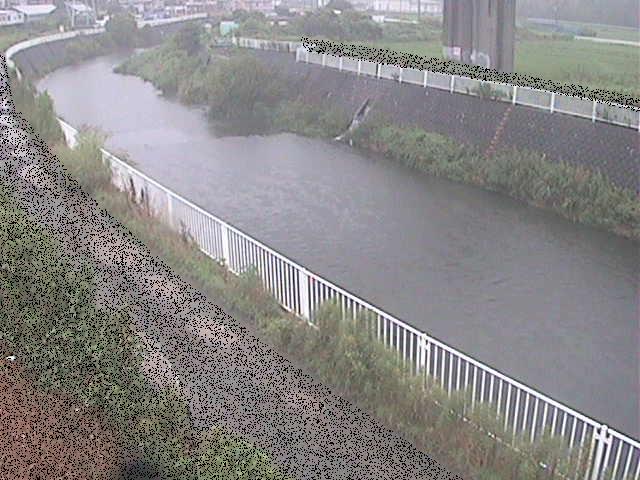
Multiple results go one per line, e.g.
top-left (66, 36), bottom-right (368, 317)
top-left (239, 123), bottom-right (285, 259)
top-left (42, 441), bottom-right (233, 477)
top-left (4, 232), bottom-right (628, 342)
top-left (377, 64), bottom-right (381, 79)
top-left (512, 85), bottom-right (518, 105)
top-left (591, 101), bottom-right (597, 123)
top-left (221, 224), bottom-right (231, 268)
top-left (398, 68), bottom-right (403, 83)
top-left (357, 59), bottom-right (361, 76)
top-left (589, 425), bottom-right (610, 480)
top-left (306, 49), bottom-right (310, 63)
top-left (418, 334), bottom-right (427, 370)
top-left (322, 53), bottom-right (326, 67)
top-left (550, 92), bottom-right (556, 113)
top-left (298, 268), bottom-right (310, 320)
top-left (450, 75), bottom-right (455, 93)
top-left (166, 192), bottom-right (174, 230)
top-left (339, 57), bottom-right (343, 71)
top-left (423, 70), bottom-right (428, 88)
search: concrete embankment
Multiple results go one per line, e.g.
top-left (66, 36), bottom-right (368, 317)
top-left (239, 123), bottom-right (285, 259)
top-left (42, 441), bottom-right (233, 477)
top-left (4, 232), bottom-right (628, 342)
top-left (11, 20), bottom-right (205, 80)
top-left (248, 49), bottom-right (639, 192)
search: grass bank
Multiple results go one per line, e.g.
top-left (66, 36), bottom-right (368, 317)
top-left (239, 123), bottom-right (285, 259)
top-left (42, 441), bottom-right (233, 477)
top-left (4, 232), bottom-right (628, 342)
top-left (347, 112), bottom-right (640, 241)
top-left (4, 73), bottom-right (292, 480)
top-left (116, 34), bottom-right (640, 241)
top-left (48, 125), bottom-right (606, 480)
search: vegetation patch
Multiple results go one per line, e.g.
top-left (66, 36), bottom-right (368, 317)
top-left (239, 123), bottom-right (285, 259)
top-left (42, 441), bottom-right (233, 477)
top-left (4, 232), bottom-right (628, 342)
top-left (348, 112), bottom-right (640, 240)
top-left (3, 74), bottom-right (292, 480)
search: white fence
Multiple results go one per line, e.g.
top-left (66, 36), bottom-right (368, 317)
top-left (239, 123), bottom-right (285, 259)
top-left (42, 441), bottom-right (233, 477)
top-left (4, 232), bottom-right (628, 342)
top-left (293, 46), bottom-right (640, 132)
top-left (58, 118), bottom-right (640, 480)
top-left (229, 37), bottom-right (639, 132)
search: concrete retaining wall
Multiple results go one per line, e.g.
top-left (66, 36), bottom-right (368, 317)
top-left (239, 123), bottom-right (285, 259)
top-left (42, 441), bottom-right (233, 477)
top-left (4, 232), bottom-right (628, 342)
top-left (251, 49), bottom-right (639, 192)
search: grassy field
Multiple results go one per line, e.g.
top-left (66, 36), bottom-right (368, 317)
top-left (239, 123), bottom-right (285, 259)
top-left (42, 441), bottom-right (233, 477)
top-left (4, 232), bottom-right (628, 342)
top-left (526, 20), bottom-right (640, 42)
top-left (351, 37), bottom-right (640, 97)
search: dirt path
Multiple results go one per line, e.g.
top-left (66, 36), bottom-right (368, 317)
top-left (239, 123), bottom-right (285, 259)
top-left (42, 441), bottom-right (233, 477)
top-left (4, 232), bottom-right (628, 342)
top-left (0, 73), bottom-right (463, 480)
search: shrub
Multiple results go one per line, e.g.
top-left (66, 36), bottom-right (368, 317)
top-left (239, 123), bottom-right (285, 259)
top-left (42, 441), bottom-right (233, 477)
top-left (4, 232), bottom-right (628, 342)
top-left (52, 128), bottom-right (112, 197)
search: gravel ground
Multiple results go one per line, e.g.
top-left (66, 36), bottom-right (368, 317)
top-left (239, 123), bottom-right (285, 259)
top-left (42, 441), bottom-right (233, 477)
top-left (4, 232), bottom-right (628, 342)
top-left (0, 63), bottom-right (462, 480)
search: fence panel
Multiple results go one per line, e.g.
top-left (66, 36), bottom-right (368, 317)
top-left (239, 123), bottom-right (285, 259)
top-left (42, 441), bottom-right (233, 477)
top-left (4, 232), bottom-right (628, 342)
top-left (453, 76), bottom-right (482, 95)
top-left (379, 63), bottom-right (402, 81)
top-left (554, 94), bottom-right (594, 119)
top-left (515, 87), bottom-right (553, 110)
top-left (308, 51), bottom-right (323, 65)
top-left (342, 57), bottom-right (359, 74)
top-left (602, 432), bottom-right (640, 480)
top-left (596, 103), bottom-right (640, 129)
top-left (426, 71), bottom-right (452, 91)
top-left (325, 53), bottom-right (340, 69)
top-left (401, 67), bottom-right (424, 86)
top-left (359, 60), bottom-right (377, 77)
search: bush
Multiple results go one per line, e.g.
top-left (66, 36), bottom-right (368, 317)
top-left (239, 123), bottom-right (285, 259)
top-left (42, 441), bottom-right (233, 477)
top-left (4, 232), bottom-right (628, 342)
top-left (105, 12), bottom-right (139, 48)
top-left (349, 117), bottom-right (640, 240)
top-left (53, 128), bottom-right (112, 197)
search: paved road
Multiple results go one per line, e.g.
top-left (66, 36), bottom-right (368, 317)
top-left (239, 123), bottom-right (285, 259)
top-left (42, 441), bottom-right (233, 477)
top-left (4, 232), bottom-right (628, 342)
top-left (0, 65), bottom-right (463, 480)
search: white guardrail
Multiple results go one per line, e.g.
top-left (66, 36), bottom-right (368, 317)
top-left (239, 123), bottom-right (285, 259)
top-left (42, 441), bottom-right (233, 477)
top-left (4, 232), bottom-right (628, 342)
top-left (3, 27), bottom-right (639, 480)
top-left (58, 116), bottom-right (640, 480)
top-left (230, 36), bottom-right (640, 132)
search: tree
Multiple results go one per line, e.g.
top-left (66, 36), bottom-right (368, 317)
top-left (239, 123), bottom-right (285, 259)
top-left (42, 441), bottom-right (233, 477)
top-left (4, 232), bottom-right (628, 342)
top-left (325, 0), bottom-right (354, 11)
top-left (172, 23), bottom-right (203, 56)
top-left (105, 12), bottom-right (138, 47)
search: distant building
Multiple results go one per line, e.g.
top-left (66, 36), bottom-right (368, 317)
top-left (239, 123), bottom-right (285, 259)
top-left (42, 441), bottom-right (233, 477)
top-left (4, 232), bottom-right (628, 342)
top-left (65, 2), bottom-right (96, 27)
top-left (231, 0), bottom-right (274, 13)
top-left (0, 8), bottom-right (24, 25)
top-left (372, 0), bottom-right (441, 15)
top-left (219, 18), bottom-right (237, 35)
top-left (11, 3), bottom-right (56, 22)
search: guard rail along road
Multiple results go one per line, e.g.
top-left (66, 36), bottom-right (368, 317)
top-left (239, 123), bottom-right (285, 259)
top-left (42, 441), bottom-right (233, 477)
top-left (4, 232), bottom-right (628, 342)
top-left (230, 36), bottom-right (640, 133)
top-left (3, 28), bottom-right (640, 480)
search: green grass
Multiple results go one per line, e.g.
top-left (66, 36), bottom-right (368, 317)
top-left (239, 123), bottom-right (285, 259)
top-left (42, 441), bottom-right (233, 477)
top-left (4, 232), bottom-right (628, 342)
top-left (352, 38), bottom-right (640, 98)
top-left (526, 20), bottom-right (640, 42)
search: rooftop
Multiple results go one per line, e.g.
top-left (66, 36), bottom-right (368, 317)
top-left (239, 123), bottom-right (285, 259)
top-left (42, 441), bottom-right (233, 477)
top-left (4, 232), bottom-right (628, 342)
top-left (12, 4), bottom-right (56, 15)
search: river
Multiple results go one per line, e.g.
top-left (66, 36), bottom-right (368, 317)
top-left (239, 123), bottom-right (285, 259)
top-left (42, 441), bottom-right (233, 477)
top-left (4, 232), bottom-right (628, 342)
top-left (37, 51), bottom-right (639, 439)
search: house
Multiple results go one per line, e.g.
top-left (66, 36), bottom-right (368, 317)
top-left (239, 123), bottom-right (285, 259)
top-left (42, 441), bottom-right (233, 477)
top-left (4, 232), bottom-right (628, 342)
top-left (11, 3), bottom-right (56, 22)
top-left (65, 2), bottom-right (96, 27)
top-left (0, 8), bottom-right (24, 25)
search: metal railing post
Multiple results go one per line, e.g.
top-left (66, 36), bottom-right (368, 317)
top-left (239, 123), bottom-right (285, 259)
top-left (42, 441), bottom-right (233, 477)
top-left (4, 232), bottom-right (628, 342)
top-left (357, 59), bottom-right (361, 75)
top-left (398, 68), bottom-right (403, 83)
top-left (450, 75), bottom-right (455, 93)
top-left (589, 425), bottom-right (610, 480)
top-left (423, 70), bottom-right (428, 88)
top-left (512, 85), bottom-right (518, 105)
top-left (550, 92), bottom-right (556, 113)
top-left (322, 53), bottom-right (326, 67)
top-left (592, 100), bottom-right (597, 123)
top-left (221, 224), bottom-right (231, 269)
top-left (298, 268), bottom-right (310, 320)
top-left (166, 192), bottom-right (174, 230)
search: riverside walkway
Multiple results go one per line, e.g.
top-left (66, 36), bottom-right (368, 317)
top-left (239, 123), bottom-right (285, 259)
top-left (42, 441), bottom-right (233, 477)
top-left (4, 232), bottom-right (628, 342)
top-left (0, 64), bottom-right (459, 480)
